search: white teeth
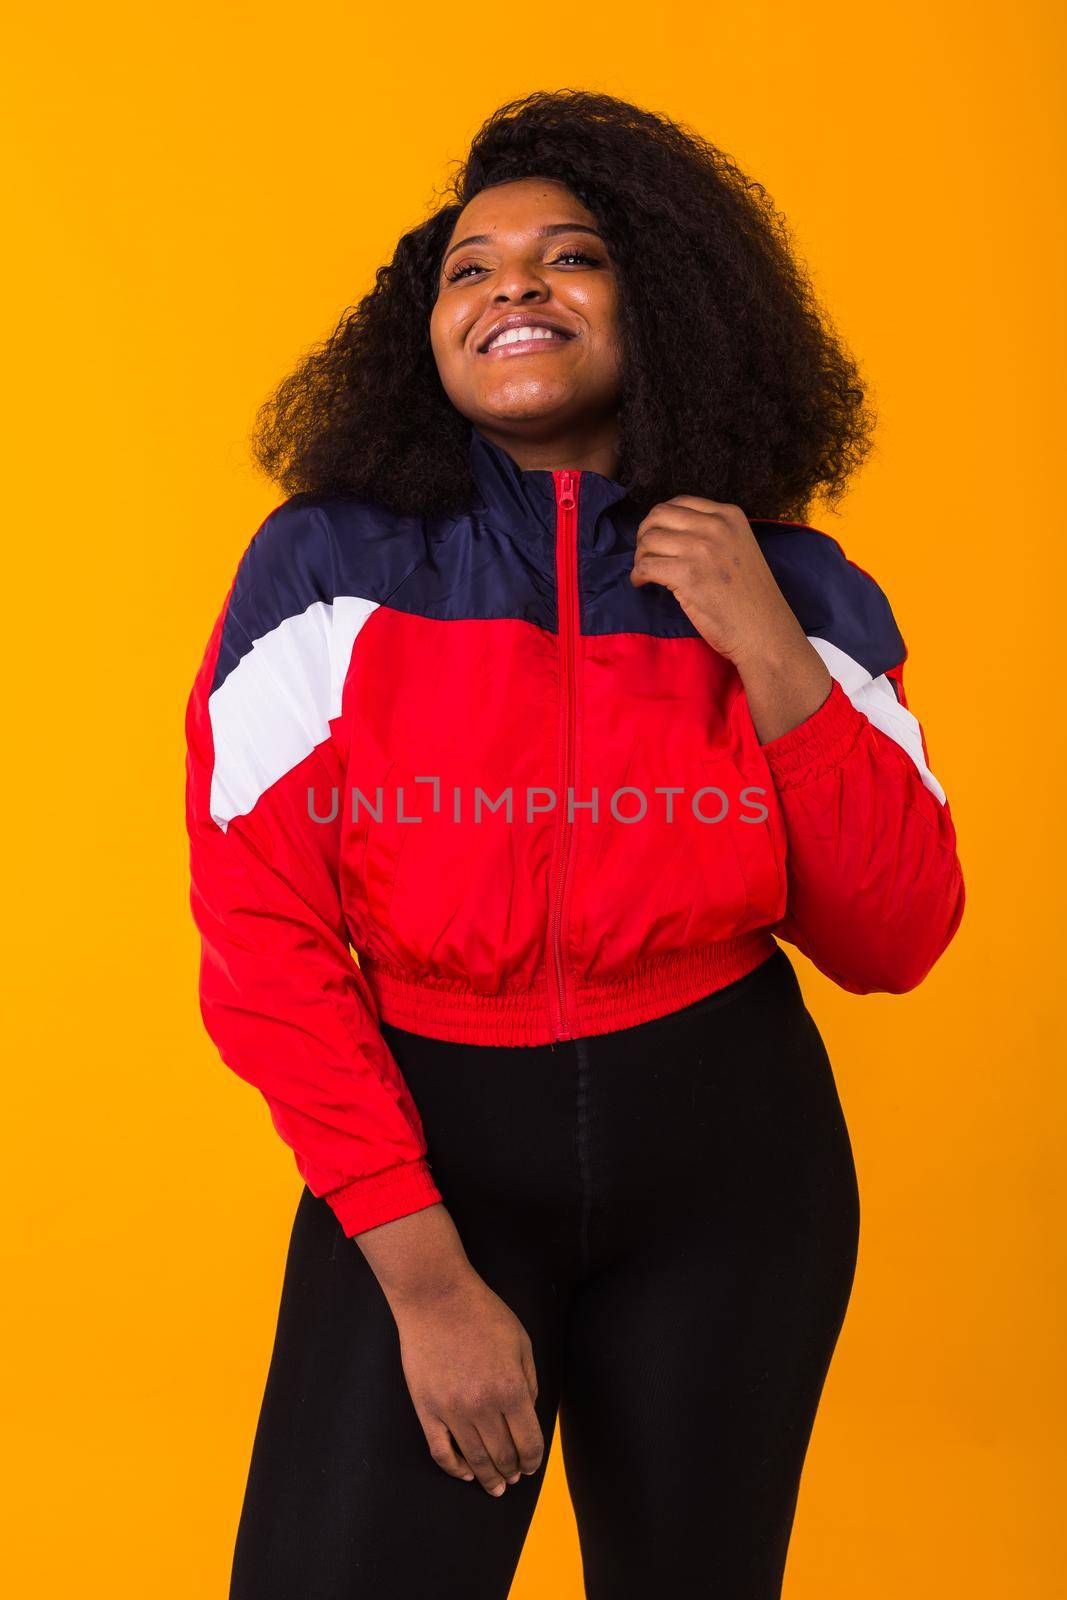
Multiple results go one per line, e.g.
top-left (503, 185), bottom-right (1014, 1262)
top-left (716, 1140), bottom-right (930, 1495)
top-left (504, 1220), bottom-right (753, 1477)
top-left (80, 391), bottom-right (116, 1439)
top-left (485, 325), bottom-right (563, 352)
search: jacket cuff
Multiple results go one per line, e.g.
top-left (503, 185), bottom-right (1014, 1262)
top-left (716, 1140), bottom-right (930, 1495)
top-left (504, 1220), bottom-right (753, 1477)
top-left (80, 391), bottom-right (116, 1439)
top-left (758, 676), bottom-right (866, 790)
top-left (324, 1157), bottom-right (442, 1237)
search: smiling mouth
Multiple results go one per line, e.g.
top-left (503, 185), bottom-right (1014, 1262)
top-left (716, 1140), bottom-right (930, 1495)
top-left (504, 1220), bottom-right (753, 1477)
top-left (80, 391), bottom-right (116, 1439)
top-left (479, 326), bottom-right (576, 357)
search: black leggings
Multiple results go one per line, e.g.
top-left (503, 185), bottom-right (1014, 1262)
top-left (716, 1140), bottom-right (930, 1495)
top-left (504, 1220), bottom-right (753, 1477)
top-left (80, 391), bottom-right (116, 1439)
top-left (229, 946), bottom-right (860, 1600)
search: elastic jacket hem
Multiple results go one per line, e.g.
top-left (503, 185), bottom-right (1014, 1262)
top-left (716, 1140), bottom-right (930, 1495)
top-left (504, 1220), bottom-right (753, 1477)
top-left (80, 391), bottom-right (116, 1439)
top-left (363, 930), bottom-right (780, 1046)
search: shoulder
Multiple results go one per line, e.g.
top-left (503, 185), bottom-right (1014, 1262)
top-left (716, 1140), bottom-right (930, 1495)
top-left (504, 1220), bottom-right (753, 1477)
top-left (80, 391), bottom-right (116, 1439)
top-left (213, 493), bottom-right (432, 689)
top-left (749, 518), bottom-right (907, 678)
top-left (232, 491), bottom-right (429, 611)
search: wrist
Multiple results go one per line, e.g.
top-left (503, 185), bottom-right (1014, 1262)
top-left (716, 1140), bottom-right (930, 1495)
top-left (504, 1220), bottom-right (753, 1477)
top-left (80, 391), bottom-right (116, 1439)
top-left (731, 612), bottom-right (814, 683)
top-left (355, 1202), bottom-right (476, 1311)
top-left (386, 1264), bottom-right (481, 1318)
top-left (735, 634), bottom-right (834, 746)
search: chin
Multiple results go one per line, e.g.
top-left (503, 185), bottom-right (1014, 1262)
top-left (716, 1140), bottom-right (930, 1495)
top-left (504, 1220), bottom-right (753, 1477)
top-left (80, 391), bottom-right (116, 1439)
top-left (477, 386), bottom-right (576, 420)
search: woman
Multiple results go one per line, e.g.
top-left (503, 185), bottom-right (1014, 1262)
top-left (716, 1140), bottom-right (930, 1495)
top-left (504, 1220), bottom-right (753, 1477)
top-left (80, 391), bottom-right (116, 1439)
top-left (185, 89), bottom-right (965, 1599)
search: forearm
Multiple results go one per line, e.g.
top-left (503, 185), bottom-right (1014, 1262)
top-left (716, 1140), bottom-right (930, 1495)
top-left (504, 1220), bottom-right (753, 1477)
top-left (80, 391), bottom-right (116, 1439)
top-left (734, 616), bottom-right (834, 744)
top-left (354, 1201), bottom-right (477, 1311)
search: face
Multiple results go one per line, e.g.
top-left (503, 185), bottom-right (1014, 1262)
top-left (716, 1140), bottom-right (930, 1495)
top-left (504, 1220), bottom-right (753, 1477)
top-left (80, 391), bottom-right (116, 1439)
top-left (429, 177), bottom-right (623, 442)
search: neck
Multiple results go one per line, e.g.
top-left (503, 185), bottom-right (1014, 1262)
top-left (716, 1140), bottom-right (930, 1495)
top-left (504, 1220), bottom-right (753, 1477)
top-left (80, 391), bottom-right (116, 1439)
top-left (472, 417), bottom-right (622, 479)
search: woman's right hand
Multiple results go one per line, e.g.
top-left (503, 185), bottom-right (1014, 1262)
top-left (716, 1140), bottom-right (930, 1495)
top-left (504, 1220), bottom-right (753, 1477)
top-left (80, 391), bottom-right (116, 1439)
top-left (354, 1202), bottom-right (545, 1496)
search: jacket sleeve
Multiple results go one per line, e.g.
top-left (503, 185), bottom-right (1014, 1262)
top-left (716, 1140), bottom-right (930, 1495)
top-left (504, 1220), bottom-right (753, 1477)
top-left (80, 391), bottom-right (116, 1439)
top-left (755, 616), bottom-right (966, 996)
top-left (184, 503), bottom-right (442, 1236)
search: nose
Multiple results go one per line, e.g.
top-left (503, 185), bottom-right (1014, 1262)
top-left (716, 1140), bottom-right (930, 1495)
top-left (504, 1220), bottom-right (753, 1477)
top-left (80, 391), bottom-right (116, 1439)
top-left (491, 260), bottom-right (551, 304)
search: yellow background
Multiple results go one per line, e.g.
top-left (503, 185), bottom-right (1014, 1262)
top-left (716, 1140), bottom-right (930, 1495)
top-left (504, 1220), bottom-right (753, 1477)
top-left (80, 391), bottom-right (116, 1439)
top-left (2, 3), bottom-right (1063, 1593)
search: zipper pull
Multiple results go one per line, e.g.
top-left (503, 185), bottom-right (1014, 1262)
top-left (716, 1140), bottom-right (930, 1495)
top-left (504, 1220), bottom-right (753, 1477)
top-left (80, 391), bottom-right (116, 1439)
top-left (557, 469), bottom-right (578, 510)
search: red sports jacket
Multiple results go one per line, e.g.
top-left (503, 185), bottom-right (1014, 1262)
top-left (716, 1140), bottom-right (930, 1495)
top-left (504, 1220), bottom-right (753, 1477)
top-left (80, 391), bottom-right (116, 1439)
top-left (185, 426), bottom-right (966, 1235)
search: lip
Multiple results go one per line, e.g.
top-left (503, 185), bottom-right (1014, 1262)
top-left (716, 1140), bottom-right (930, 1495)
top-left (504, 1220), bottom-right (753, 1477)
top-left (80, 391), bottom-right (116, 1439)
top-left (475, 312), bottom-right (578, 356)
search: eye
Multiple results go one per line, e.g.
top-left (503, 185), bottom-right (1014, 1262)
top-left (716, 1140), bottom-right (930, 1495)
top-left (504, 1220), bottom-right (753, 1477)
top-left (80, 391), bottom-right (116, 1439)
top-left (445, 260), bottom-right (487, 282)
top-left (552, 249), bottom-right (600, 267)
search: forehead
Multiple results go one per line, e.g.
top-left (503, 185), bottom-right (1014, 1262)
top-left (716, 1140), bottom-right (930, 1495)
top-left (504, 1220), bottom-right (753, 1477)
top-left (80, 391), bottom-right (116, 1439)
top-left (450, 177), bottom-right (596, 239)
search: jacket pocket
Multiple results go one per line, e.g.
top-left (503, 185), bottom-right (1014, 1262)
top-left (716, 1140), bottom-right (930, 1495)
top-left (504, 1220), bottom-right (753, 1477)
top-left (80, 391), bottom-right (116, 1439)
top-left (700, 751), bottom-right (787, 930)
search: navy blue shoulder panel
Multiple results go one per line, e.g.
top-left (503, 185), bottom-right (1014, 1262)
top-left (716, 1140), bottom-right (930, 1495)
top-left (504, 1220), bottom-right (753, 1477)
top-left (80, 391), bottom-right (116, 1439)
top-left (383, 513), bottom-right (556, 633)
top-left (211, 495), bottom-right (560, 695)
top-left (210, 494), bottom-right (432, 695)
top-left (753, 523), bottom-right (906, 677)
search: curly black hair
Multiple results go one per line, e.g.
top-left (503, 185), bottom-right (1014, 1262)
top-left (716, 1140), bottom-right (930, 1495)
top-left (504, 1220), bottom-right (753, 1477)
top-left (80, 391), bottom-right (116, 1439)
top-left (249, 89), bottom-right (876, 522)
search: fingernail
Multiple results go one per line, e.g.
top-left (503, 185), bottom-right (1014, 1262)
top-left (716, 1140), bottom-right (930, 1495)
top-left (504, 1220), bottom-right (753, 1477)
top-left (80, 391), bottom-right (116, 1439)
top-left (507, 1474), bottom-right (520, 1484)
top-left (491, 1483), bottom-right (506, 1497)
top-left (461, 1471), bottom-right (474, 1481)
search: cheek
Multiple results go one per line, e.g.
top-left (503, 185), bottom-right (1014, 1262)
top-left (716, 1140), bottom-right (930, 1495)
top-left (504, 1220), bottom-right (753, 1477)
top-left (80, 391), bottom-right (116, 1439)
top-left (588, 309), bottom-right (624, 379)
top-left (430, 299), bottom-right (473, 373)
top-left (428, 301), bottom-right (450, 362)
top-left (573, 282), bottom-right (621, 360)
top-left (599, 283), bottom-right (622, 348)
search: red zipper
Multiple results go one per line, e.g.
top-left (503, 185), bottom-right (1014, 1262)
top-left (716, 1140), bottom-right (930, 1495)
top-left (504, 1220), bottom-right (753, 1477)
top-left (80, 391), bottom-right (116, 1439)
top-left (549, 468), bottom-right (580, 1039)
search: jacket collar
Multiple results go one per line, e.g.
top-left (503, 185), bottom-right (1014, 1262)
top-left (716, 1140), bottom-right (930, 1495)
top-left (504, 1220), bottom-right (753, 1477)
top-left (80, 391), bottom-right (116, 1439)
top-left (467, 424), bottom-right (634, 539)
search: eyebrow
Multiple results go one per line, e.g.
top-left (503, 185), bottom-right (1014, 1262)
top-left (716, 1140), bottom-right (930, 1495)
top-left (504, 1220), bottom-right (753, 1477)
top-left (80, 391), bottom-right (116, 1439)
top-left (441, 222), bottom-right (605, 268)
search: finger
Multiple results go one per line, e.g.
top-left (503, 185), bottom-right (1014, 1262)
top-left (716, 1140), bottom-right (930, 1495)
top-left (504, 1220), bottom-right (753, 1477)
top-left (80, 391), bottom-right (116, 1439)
top-left (418, 1412), bottom-right (475, 1482)
top-left (636, 501), bottom-right (711, 536)
top-left (474, 1407), bottom-right (523, 1483)
top-left (668, 493), bottom-right (735, 514)
top-left (631, 552), bottom-right (684, 589)
top-left (449, 1419), bottom-right (508, 1497)
top-left (504, 1386), bottom-right (545, 1477)
top-left (634, 526), bottom-right (694, 559)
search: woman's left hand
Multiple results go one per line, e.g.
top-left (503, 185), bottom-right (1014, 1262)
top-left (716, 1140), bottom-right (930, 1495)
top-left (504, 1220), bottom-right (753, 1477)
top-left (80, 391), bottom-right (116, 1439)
top-left (630, 495), bottom-right (834, 743)
top-left (630, 496), bottom-right (802, 669)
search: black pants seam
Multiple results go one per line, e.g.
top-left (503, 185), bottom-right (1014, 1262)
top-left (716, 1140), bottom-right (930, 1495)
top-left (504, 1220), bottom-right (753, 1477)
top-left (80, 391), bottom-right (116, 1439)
top-left (575, 1036), bottom-right (593, 1274)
